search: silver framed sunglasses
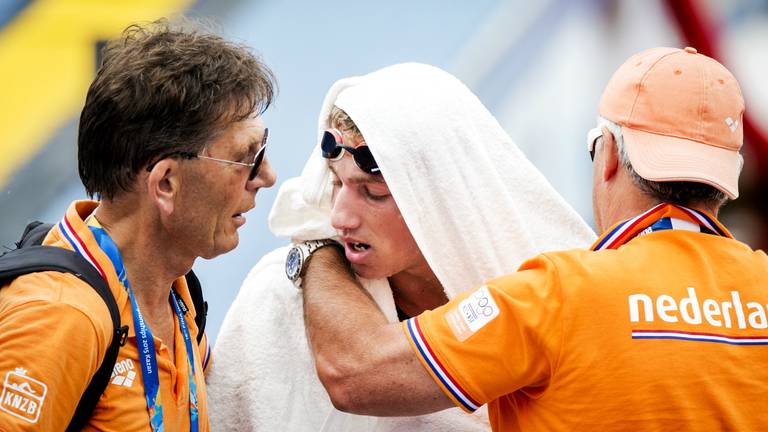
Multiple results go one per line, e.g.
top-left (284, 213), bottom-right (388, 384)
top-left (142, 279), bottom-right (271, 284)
top-left (147, 128), bottom-right (269, 180)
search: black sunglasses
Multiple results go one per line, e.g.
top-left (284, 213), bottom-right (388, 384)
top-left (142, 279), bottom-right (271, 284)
top-left (147, 128), bottom-right (268, 181)
top-left (320, 129), bottom-right (380, 174)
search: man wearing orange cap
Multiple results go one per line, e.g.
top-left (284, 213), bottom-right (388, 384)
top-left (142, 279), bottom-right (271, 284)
top-left (298, 47), bottom-right (768, 431)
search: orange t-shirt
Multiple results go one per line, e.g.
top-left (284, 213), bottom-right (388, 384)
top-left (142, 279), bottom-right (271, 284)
top-left (405, 228), bottom-right (768, 430)
top-left (0, 201), bottom-right (210, 431)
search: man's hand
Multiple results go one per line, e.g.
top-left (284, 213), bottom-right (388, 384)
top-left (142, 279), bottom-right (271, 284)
top-left (302, 247), bottom-right (453, 416)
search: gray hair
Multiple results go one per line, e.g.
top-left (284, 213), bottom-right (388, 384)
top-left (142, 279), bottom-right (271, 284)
top-left (596, 116), bottom-right (728, 207)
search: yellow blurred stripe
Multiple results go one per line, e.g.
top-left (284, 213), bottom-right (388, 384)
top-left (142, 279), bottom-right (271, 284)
top-left (0, 0), bottom-right (192, 187)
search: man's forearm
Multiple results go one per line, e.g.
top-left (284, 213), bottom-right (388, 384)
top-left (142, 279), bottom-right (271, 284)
top-left (302, 246), bottom-right (388, 373)
top-left (302, 246), bottom-right (453, 415)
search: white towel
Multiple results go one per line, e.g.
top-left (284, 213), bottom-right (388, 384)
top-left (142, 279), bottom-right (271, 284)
top-left (206, 63), bottom-right (596, 431)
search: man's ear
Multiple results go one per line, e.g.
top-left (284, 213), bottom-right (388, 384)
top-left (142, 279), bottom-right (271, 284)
top-left (146, 159), bottom-right (181, 216)
top-left (600, 126), bottom-right (620, 182)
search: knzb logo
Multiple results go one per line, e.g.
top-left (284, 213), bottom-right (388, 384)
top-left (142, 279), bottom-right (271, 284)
top-left (0, 368), bottom-right (48, 424)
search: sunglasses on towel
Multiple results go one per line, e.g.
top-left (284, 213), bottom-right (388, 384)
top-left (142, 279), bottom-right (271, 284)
top-left (321, 128), bottom-right (380, 174)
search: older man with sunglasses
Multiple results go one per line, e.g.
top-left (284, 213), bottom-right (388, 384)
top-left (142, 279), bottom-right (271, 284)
top-left (0, 19), bottom-right (276, 431)
top-left (299, 48), bottom-right (768, 431)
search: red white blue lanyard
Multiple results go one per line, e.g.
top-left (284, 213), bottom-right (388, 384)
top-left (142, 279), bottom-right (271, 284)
top-left (591, 203), bottom-right (732, 251)
top-left (58, 215), bottom-right (199, 431)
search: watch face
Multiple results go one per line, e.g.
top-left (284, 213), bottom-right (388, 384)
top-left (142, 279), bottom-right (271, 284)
top-left (286, 247), bottom-right (303, 280)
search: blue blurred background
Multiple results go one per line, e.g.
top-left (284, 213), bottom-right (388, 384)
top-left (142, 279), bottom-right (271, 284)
top-left (1, 0), bottom-right (767, 342)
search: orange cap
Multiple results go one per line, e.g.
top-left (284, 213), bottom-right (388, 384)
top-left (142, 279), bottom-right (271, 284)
top-left (599, 47), bottom-right (745, 198)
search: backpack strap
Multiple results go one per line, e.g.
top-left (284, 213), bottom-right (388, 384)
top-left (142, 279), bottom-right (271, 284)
top-left (172, 270), bottom-right (209, 370)
top-left (14, 221), bottom-right (50, 249)
top-left (184, 269), bottom-right (207, 345)
top-left (0, 245), bottom-right (128, 432)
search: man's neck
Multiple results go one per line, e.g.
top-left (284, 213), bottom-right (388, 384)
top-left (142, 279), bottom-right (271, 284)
top-left (599, 195), bottom-right (657, 234)
top-left (92, 201), bottom-right (191, 317)
top-left (599, 194), bottom-right (721, 234)
top-left (388, 267), bottom-right (447, 318)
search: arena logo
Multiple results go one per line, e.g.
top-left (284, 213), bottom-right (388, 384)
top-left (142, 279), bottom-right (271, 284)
top-left (629, 287), bottom-right (767, 329)
top-left (111, 358), bottom-right (137, 388)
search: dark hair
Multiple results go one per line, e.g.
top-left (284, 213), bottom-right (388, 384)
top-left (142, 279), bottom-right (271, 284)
top-left (78, 18), bottom-right (277, 200)
top-left (630, 175), bottom-right (728, 208)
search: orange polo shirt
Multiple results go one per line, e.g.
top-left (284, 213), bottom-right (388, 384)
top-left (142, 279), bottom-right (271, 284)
top-left (0, 200), bottom-right (210, 431)
top-left (405, 228), bottom-right (768, 430)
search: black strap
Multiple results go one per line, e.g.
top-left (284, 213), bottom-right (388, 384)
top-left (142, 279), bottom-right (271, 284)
top-left (183, 270), bottom-right (207, 344)
top-left (0, 246), bottom-right (116, 318)
top-left (15, 220), bottom-right (48, 248)
top-left (0, 245), bottom-right (127, 431)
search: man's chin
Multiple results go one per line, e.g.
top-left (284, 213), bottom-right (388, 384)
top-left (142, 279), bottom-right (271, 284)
top-left (203, 237), bottom-right (239, 259)
top-left (350, 263), bottom-right (370, 279)
top-left (350, 263), bottom-right (389, 281)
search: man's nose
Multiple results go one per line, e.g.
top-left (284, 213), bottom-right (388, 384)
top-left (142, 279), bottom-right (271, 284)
top-left (248, 159), bottom-right (277, 190)
top-left (330, 187), bottom-right (361, 232)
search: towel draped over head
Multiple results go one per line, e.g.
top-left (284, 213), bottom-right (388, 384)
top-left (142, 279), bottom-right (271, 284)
top-left (208, 63), bottom-right (595, 431)
top-left (271, 62), bottom-right (595, 299)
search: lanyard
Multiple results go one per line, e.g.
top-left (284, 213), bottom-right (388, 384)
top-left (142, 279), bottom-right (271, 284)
top-left (80, 217), bottom-right (199, 432)
top-left (591, 203), bottom-right (732, 251)
top-left (171, 287), bottom-right (200, 431)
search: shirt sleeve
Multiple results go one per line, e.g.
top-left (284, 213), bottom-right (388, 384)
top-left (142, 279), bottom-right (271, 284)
top-left (402, 254), bottom-right (564, 412)
top-left (0, 274), bottom-right (109, 431)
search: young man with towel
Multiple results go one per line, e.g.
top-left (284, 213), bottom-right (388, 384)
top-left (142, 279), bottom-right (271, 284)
top-left (205, 63), bottom-right (595, 430)
top-left (300, 48), bottom-right (768, 430)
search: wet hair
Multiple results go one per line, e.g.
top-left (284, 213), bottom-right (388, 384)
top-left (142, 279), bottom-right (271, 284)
top-left (78, 18), bottom-right (277, 199)
top-left (328, 106), bottom-right (364, 143)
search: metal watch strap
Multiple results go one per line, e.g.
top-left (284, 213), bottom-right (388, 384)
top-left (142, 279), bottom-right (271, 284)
top-left (304, 239), bottom-right (334, 255)
top-left (286, 239), bottom-right (339, 288)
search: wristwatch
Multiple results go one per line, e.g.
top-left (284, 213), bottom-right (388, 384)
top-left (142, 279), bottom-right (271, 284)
top-left (285, 239), bottom-right (341, 288)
